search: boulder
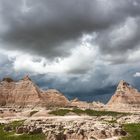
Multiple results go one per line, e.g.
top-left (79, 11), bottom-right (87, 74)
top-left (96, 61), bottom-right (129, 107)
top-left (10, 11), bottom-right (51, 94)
top-left (16, 126), bottom-right (24, 134)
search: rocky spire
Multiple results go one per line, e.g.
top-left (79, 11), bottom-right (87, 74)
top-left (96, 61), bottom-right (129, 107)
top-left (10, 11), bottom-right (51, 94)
top-left (22, 75), bottom-right (31, 81)
top-left (116, 80), bottom-right (138, 94)
top-left (116, 80), bottom-right (130, 93)
top-left (107, 80), bottom-right (140, 111)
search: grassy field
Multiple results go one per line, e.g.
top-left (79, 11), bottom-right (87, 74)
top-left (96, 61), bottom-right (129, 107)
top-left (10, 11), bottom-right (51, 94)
top-left (120, 123), bottom-right (140, 140)
top-left (0, 120), bottom-right (45, 140)
top-left (49, 108), bottom-right (129, 116)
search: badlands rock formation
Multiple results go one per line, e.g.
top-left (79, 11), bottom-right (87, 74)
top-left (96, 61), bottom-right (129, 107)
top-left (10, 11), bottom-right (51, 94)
top-left (0, 75), bottom-right (105, 109)
top-left (41, 89), bottom-right (69, 107)
top-left (107, 80), bottom-right (140, 111)
top-left (70, 98), bottom-right (104, 109)
top-left (70, 98), bottom-right (92, 109)
top-left (16, 117), bottom-right (126, 140)
top-left (1, 75), bottom-right (140, 112)
top-left (0, 76), bottom-right (69, 108)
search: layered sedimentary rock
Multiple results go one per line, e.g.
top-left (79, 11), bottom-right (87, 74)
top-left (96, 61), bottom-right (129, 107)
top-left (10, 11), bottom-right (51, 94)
top-left (70, 98), bottom-right (92, 109)
top-left (70, 98), bottom-right (104, 109)
top-left (0, 76), bottom-right (69, 108)
top-left (22, 117), bottom-right (126, 140)
top-left (107, 80), bottom-right (140, 111)
top-left (92, 101), bottom-right (105, 108)
top-left (41, 89), bottom-right (69, 107)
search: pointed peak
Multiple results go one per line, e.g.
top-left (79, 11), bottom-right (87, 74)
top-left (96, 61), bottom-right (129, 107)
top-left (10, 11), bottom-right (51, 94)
top-left (116, 80), bottom-right (133, 93)
top-left (22, 75), bottom-right (31, 81)
top-left (119, 80), bottom-right (128, 84)
top-left (118, 80), bottom-right (129, 87)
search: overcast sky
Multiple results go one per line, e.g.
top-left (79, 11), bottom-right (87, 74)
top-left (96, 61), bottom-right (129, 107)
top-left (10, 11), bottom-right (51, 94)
top-left (0, 0), bottom-right (140, 103)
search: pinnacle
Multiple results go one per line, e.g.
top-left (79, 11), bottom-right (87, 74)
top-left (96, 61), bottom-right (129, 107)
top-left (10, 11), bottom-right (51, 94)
top-left (22, 75), bottom-right (31, 81)
top-left (117, 80), bottom-right (129, 89)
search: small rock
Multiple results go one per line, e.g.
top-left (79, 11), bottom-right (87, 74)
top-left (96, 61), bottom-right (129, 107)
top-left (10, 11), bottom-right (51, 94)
top-left (29, 127), bottom-right (42, 134)
top-left (16, 126), bottom-right (24, 134)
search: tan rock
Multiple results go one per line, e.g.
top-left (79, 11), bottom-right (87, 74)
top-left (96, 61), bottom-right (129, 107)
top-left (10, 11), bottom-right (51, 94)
top-left (0, 76), bottom-right (69, 108)
top-left (41, 89), bottom-right (69, 107)
top-left (70, 98), bottom-right (104, 109)
top-left (92, 101), bottom-right (105, 108)
top-left (107, 80), bottom-right (140, 111)
top-left (23, 117), bottom-right (126, 140)
top-left (70, 98), bottom-right (92, 109)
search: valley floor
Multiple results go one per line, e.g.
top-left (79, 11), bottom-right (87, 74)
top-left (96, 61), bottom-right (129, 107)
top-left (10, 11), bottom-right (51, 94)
top-left (0, 107), bottom-right (140, 140)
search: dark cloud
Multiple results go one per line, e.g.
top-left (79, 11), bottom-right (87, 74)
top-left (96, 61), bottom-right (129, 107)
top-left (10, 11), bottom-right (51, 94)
top-left (31, 63), bottom-right (140, 103)
top-left (1, 0), bottom-right (140, 60)
top-left (96, 17), bottom-right (140, 64)
top-left (0, 54), bottom-right (140, 103)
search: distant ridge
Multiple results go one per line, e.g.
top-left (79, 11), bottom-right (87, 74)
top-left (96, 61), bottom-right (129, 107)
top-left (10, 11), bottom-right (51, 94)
top-left (1, 76), bottom-right (140, 111)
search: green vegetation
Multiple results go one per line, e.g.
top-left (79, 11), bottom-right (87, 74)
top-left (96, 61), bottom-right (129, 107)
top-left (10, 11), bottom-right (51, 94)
top-left (30, 110), bottom-right (38, 116)
top-left (0, 120), bottom-right (45, 140)
top-left (49, 108), bottom-right (129, 116)
top-left (9, 120), bottom-right (24, 129)
top-left (85, 109), bottom-right (128, 116)
top-left (120, 123), bottom-right (140, 140)
top-left (72, 108), bottom-right (85, 115)
top-left (49, 109), bottom-right (70, 116)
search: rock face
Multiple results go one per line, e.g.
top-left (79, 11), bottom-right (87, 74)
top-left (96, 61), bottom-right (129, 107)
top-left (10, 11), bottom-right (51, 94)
top-left (70, 98), bottom-right (92, 109)
top-left (41, 89), bottom-right (69, 107)
top-left (70, 98), bottom-right (104, 109)
top-left (0, 76), bottom-right (69, 108)
top-left (23, 117), bottom-right (126, 140)
top-left (107, 80), bottom-right (140, 111)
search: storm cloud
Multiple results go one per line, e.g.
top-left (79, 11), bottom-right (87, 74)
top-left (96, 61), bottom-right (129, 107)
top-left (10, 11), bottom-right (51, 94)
top-left (0, 0), bottom-right (140, 59)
